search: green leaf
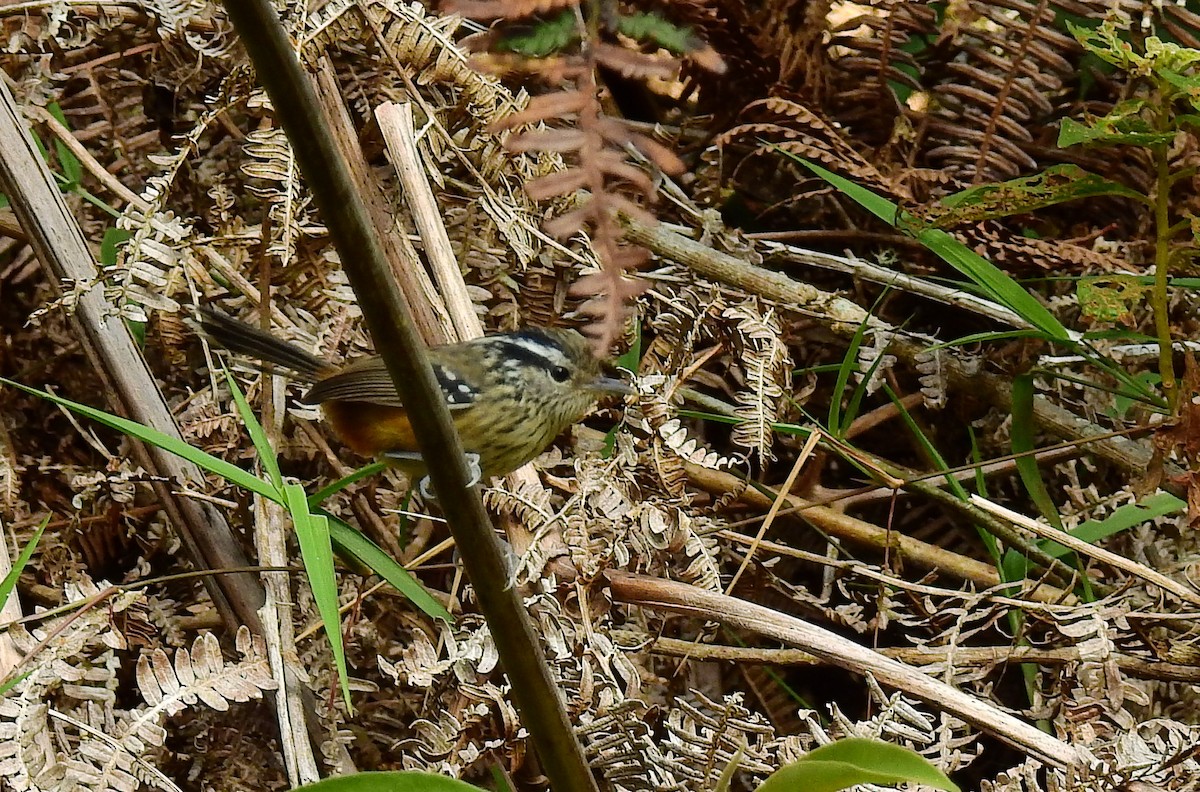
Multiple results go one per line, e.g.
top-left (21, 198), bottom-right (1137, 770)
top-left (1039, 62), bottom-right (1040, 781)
top-left (496, 11), bottom-right (577, 58)
top-left (1058, 116), bottom-right (1173, 148)
top-left (1077, 275), bottom-right (1150, 325)
top-left (1039, 492), bottom-right (1184, 559)
top-left (47, 103), bottom-right (83, 186)
top-left (1011, 374), bottom-right (1063, 531)
top-left (99, 227), bottom-right (132, 269)
top-left (0, 377), bottom-right (279, 503)
top-left (935, 165), bottom-right (1149, 223)
top-left (324, 513), bottom-right (452, 623)
top-left (224, 369), bottom-right (283, 491)
top-left (756, 738), bottom-right (959, 792)
top-left (0, 514), bottom-right (48, 612)
top-left (307, 461), bottom-right (389, 509)
top-left (788, 155), bottom-right (1071, 342)
top-left (285, 483), bottom-right (352, 709)
top-left (295, 771), bottom-right (483, 792)
top-left (616, 12), bottom-right (698, 55)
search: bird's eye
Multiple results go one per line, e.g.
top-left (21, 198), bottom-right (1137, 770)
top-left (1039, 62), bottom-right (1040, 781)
top-left (550, 365), bottom-right (571, 383)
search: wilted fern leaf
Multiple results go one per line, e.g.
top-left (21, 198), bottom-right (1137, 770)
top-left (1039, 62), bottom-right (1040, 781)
top-left (724, 303), bottom-right (790, 462)
top-left (135, 627), bottom-right (276, 717)
top-left (657, 419), bottom-right (738, 471)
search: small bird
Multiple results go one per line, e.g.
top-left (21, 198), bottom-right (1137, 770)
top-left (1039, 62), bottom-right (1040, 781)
top-left (196, 309), bottom-right (630, 485)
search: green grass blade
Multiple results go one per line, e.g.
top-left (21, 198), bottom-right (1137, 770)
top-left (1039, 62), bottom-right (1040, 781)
top-left (1040, 492), bottom-right (1184, 559)
top-left (1, 377), bottom-right (279, 503)
top-left (324, 513), bottom-right (452, 623)
top-left (883, 385), bottom-right (969, 502)
top-left (0, 671), bottom-right (33, 696)
top-left (0, 514), bottom-right (47, 610)
top-left (1011, 374), bottom-right (1064, 531)
top-left (307, 461), bottom-right (388, 509)
top-left (828, 312), bottom-right (871, 436)
top-left (284, 482), bottom-right (351, 709)
top-left (914, 227), bottom-right (1070, 341)
top-left (224, 370), bottom-right (283, 491)
top-left (787, 154), bottom-right (1071, 342)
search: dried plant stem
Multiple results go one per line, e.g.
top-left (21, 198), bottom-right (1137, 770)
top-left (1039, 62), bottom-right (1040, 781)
top-left (971, 495), bottom-right (1200, 607)
top-left (257, 364), bottom-right (324, 783)
top-left (375, 100), bottom-right (570, 569)
top-left (615, 630), bottom-right (1200, 683)
top-left (685, 461), bottom-right (1072, 604)
top-left (606, 570), bottom-right (1091, 769)
top-left (221, 3), bottom-right (599, 789)
top-left (26, 105), bottom-right (152, 213)
top-left (312, 58), bottom-right (451, 346)
top-left (376, 101), bottom-right (480, 342)
top-left (760, 240), bottom-right (1035, 330)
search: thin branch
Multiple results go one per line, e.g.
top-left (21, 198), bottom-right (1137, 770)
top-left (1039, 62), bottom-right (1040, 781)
top-left (613, 630), bottom-right (1200, 683)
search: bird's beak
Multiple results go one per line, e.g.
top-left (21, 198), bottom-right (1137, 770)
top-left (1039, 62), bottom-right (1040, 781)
top-left (591, 376), bottom-right (634, 397)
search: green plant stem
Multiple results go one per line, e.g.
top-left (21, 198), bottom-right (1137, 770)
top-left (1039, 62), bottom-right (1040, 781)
top-left (1152, 139), bottom-right (1177, 410)
top-left (219, 3), bottom-right (598, 789)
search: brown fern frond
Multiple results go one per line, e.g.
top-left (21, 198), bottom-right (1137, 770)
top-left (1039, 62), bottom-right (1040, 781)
top-left (592, 43), bottom-right (679, 80)
top-left (448, 0), bottom-right (578, 21)
top-left (719, 97), bottom-right (900, 196)
top-left (591, 150), bottom-right (656, 197)
top-left (593, 117), bottom-right (686, 175)
top-left (524, 167), bottom-right (590, 200)
top-left (827, 1), bottom-right (936, 136)
top-left (916, 0), bottom-right (1076, 183)
top-left (504, 128), bottom-right (592, 153)
top-left (464, 2), bottom-right (719, 354)
top-left (492, 90), bottom-right (591, 128)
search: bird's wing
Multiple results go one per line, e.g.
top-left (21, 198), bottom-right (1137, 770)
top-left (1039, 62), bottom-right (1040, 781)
top-left (303, 356), bottom-right (478, 410)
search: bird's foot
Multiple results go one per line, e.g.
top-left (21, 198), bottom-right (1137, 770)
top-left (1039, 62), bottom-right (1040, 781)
top-left (410, 452), bottom-right (482, 500)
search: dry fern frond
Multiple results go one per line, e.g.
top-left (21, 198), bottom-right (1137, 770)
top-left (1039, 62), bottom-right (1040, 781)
top-left (662, 693), bottom-right (776, 782)
top-left (656, 419), bottom-right (738, 472)
top-left (135, 628), bottom-right (276, 716)
top-left (826, 1), bottom-right (937, 136)
top-left (718, 97), bottom-right (903, 199)
top-left (724, 302), bottom-right (791, 463)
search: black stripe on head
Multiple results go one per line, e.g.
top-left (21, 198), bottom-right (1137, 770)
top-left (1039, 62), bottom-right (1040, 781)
top-left (494, 332), bottom-right (571, 373)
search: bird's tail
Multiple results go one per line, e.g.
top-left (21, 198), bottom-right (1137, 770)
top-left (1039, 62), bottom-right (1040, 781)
top-left (195, 308), bottom-right (331, 383)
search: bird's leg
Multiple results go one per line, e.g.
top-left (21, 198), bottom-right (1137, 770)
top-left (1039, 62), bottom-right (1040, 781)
top-left (390, 451), bottom-right (481, 499)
